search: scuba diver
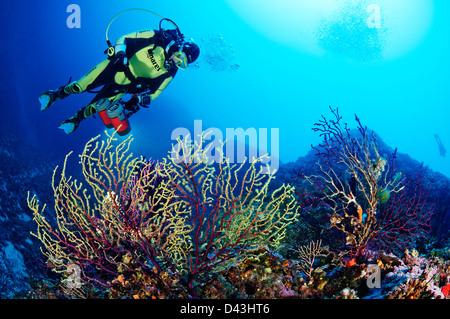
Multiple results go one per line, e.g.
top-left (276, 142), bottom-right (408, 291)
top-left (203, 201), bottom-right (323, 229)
top-left (434, 134), bottom-right (447, 157)
top-left (39, 16), bottom-right (200, 135)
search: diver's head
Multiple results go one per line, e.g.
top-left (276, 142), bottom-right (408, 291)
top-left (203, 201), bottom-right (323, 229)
top-left (167, 40), bottom-right (200, 70)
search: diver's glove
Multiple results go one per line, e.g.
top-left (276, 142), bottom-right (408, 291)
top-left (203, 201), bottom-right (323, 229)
top-left (124, 96), bottom-right (140, 113)
top-left (113, 50), bottom-right (128, 71)
top-left (123, 94), bottom-right (151, 114)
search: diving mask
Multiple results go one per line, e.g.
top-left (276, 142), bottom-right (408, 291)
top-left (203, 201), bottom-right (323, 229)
top-left (172, 49), bottom-right (188, 70)
top-left (166, 37), bottom-right (199, 70)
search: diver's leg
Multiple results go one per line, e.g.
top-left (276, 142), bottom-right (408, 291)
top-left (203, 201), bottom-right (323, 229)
top-left (67, 59), bottom-right (117, 93)
top-left (58, 88), bottom-right (124, 134)
top-left (57, 106), bottom-right (89, 134)
top-left (39, 59), bottom-right (113, 111)
top-left (38, 84), bottom-right (71, 112)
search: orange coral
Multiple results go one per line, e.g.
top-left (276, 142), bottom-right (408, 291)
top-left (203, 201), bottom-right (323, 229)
top-left (376, 259), bottom-right (383, 267)
top-left (346, 259), bottom-right (357, 268)
top-left (357, 206), bottom-right (363, 222)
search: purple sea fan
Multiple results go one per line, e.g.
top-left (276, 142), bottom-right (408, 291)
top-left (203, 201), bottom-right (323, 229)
top-left (116, 158), bottom-right (185, 269)
top-left (121, 158), bottom-right (177, 215)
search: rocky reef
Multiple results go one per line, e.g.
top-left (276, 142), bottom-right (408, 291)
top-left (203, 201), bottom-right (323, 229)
top-left (0, 125), bottom-right (57, 297)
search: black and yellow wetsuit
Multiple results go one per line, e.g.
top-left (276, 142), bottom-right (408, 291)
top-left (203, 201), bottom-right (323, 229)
top-left (65, 29), bottom-right (178, 119)
top-left (40, 27), bottom-right (199, 134)
top-left (37, 28), bottom-right (183, 135)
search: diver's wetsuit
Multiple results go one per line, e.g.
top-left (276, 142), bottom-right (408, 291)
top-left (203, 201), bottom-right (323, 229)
top-left (64, 29), bottom-right (178, 120)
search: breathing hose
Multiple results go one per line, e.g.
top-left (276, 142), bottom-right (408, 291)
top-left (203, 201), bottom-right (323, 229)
top-left (105, 8), bottom-right (179, 55)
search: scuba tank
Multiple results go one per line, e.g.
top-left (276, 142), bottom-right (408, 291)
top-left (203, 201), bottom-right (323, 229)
top-left (94, 98), bottom-right (114, 129)
top-left (94, 98), bottom-right (131, 136)
top-left (106, 101), bottom-right (131, 136)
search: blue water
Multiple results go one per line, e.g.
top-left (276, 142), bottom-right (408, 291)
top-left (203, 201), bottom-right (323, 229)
top-left (1, 0), bottom-right (449, 177)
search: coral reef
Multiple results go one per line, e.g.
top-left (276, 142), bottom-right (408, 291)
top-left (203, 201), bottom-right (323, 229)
top-left (291, 107), bottom-right (434, 258)
top-left (25, 244), bottom-right (450, 300)
top-left (27, 130), bottom-right (299, 298)
top-left (4, 108), bottom-right (447, 300)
